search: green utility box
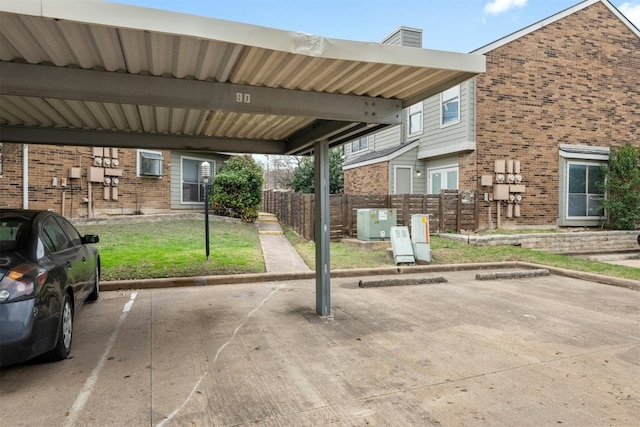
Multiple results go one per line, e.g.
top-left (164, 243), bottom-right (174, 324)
top-left (356, 209), bottom-right (397, 241)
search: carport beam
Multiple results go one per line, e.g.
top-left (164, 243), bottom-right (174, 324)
top-left (314, 139), bottom-right (331, 316)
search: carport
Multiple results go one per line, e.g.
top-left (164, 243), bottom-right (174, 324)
top-left (0, 0), bottom-right (485, 315)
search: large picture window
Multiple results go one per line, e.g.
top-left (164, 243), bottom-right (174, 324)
top-left (441, 85), bottom-right (460, 127)
top-left (567, 162), bottom-right (605, 218)
top-left (181, 157), bottom-right (215, 204)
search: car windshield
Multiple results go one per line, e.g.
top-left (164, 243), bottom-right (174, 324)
top-left (0, 217), bottom-right (31, 253)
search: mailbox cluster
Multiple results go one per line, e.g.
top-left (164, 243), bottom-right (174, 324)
top-left (481, 159), bottom-right (526, 220)
top-left (87, 147), bottom-right (123, 200)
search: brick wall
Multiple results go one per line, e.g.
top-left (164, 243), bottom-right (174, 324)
top-left (344, 162), bottom-right (389, 194)
top-left (0, 143), bottom-right (172, 217)
top-left (466, 2), bottom-right (640, 228)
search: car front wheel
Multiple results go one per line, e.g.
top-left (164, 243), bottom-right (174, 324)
top-left (42, 294), bottom-right (73, 362)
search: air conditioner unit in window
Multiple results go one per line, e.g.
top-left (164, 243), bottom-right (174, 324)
top-left (140, 152), bottom-right (164, 177)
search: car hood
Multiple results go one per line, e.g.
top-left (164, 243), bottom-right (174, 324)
top-left (0, 251), bottom-right (28, 280)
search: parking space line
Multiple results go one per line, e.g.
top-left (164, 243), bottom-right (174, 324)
top-left (64, 292), bottom-right (138, 427)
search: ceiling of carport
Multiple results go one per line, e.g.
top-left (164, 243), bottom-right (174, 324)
top-left (0, 0), bottom-right (485, 155)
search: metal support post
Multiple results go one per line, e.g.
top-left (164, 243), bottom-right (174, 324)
top-left (314, 139), bottom-right (331, 316)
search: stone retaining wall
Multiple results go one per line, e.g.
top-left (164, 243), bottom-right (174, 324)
top-left (442, 231), bottom-right (640, 254)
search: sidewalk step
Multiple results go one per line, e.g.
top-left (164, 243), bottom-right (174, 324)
top-left (259, 230), bottom-right (284, 235)
top-left (258, 212), bottom-right (279, 222)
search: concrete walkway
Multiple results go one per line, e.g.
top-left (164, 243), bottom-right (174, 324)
top-left (257, 212), bottom-right (311, 273)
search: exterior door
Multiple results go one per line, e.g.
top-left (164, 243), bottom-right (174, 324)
top-left (394, 166), bottom-right (412, 194)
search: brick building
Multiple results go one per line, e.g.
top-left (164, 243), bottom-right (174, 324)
top-left (0, 143), bottom-right (228, 218)
top-left (344, 0), bottom-right (639, 229)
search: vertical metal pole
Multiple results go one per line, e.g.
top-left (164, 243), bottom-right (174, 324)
top-left (22, 144), bottom-right (29, 209)
top-left (204, 178), bottom-right (210, 260)
top-left (201, 161), bottom-right (212, 261)
top-left (314, 139), bottom-right (331, 316)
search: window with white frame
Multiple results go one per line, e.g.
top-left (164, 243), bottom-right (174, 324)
top-left (441, 85), bottom-right (460, 127)
top-left (429, 166), bottom-right (458, 194)
top-left (566, 161), bottom-right (605, 218)
top-left (181, 157), bottom-right (215, 204)
top-left (351, 136), bottom-right (368, 153)
top-left (408, 101), bottom-right (423, 137)
top-left (137, 149), bottom-right (164, 177)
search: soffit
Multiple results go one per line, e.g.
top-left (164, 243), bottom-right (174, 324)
top-left (0, 0), bottom-right (485, 155)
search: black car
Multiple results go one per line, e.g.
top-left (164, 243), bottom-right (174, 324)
top-left (0, 209), bottom-right (100, 366)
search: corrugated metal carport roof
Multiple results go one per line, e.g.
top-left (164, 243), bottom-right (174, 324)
top-left (0, 0), bottom-right (485, 155)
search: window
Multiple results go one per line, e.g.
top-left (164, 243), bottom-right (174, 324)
top-left (181, 157), bottom-right (215, 204)
top-left (408, 102), bottom-right (423, 137)
top-left (138, 150), bottom-right (164, 177)
top-left (42, 217), bottom-right (71, 253)
top-left (567, 162), bottom-right (605, 218)
top-left (351, 137), bottom-right (368, 153)
top-left (55, 217), bottom-right (82, 247)
top-left (559, 145), bottom-right (609, 226)
top-left (441, 85), bottom-right (460, 127)
top-left (428, 166), bottom-right (458, 193)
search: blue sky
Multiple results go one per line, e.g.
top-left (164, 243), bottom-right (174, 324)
top-left (112, 0), bottom-right (640, 53)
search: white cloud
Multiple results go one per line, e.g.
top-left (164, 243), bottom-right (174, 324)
top-left (484, 0), bottom-right (528, 16)
top-left (619, 2), bottom-right (640, 27)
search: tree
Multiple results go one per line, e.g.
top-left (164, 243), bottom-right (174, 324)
top-left (289, 147), bottom-right (344, 194)
top-left (211, 156), bottom-right (264, 222)
top-left (601, 143), bottom-right (640, 230)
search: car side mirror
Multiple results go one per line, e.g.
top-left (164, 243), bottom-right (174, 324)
top-left (82, 234), bottom-right (100, 244)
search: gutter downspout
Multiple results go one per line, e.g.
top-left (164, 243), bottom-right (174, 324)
top-left (22, 144), bottom-right (28, 209)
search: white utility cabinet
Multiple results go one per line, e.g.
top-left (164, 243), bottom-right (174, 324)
top-left (390, 226), bottom-right (415, 264)
top-left (411, 214), bottom-right (431, 264)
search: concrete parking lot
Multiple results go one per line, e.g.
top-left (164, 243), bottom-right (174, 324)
top-left (0, 269), bottom-right (638, 426)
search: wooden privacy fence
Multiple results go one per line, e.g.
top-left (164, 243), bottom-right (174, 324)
top-left (261, 190), bottom-right (479, 242)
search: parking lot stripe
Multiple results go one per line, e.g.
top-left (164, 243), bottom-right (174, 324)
top-left (64, 292), bottom-right (138, 427)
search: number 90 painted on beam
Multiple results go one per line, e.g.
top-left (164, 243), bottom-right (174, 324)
top-left (236, 93), bottom-right (251, 103)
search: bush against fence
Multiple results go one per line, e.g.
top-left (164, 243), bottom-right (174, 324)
top-left (262, 190), bottom-right (479, 241)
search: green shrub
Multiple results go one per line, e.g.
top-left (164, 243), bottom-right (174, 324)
top-left (211, 156), bottom-right (264, 222)
top-left (601, 143), bottom-right (640, 230)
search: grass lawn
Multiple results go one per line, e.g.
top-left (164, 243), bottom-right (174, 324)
top-left (76, 217), bottom-right (640, 283)
top-left (76, 219), bottom-right (265, 281)
top-left (286, 228), bottom-right (640, 282)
